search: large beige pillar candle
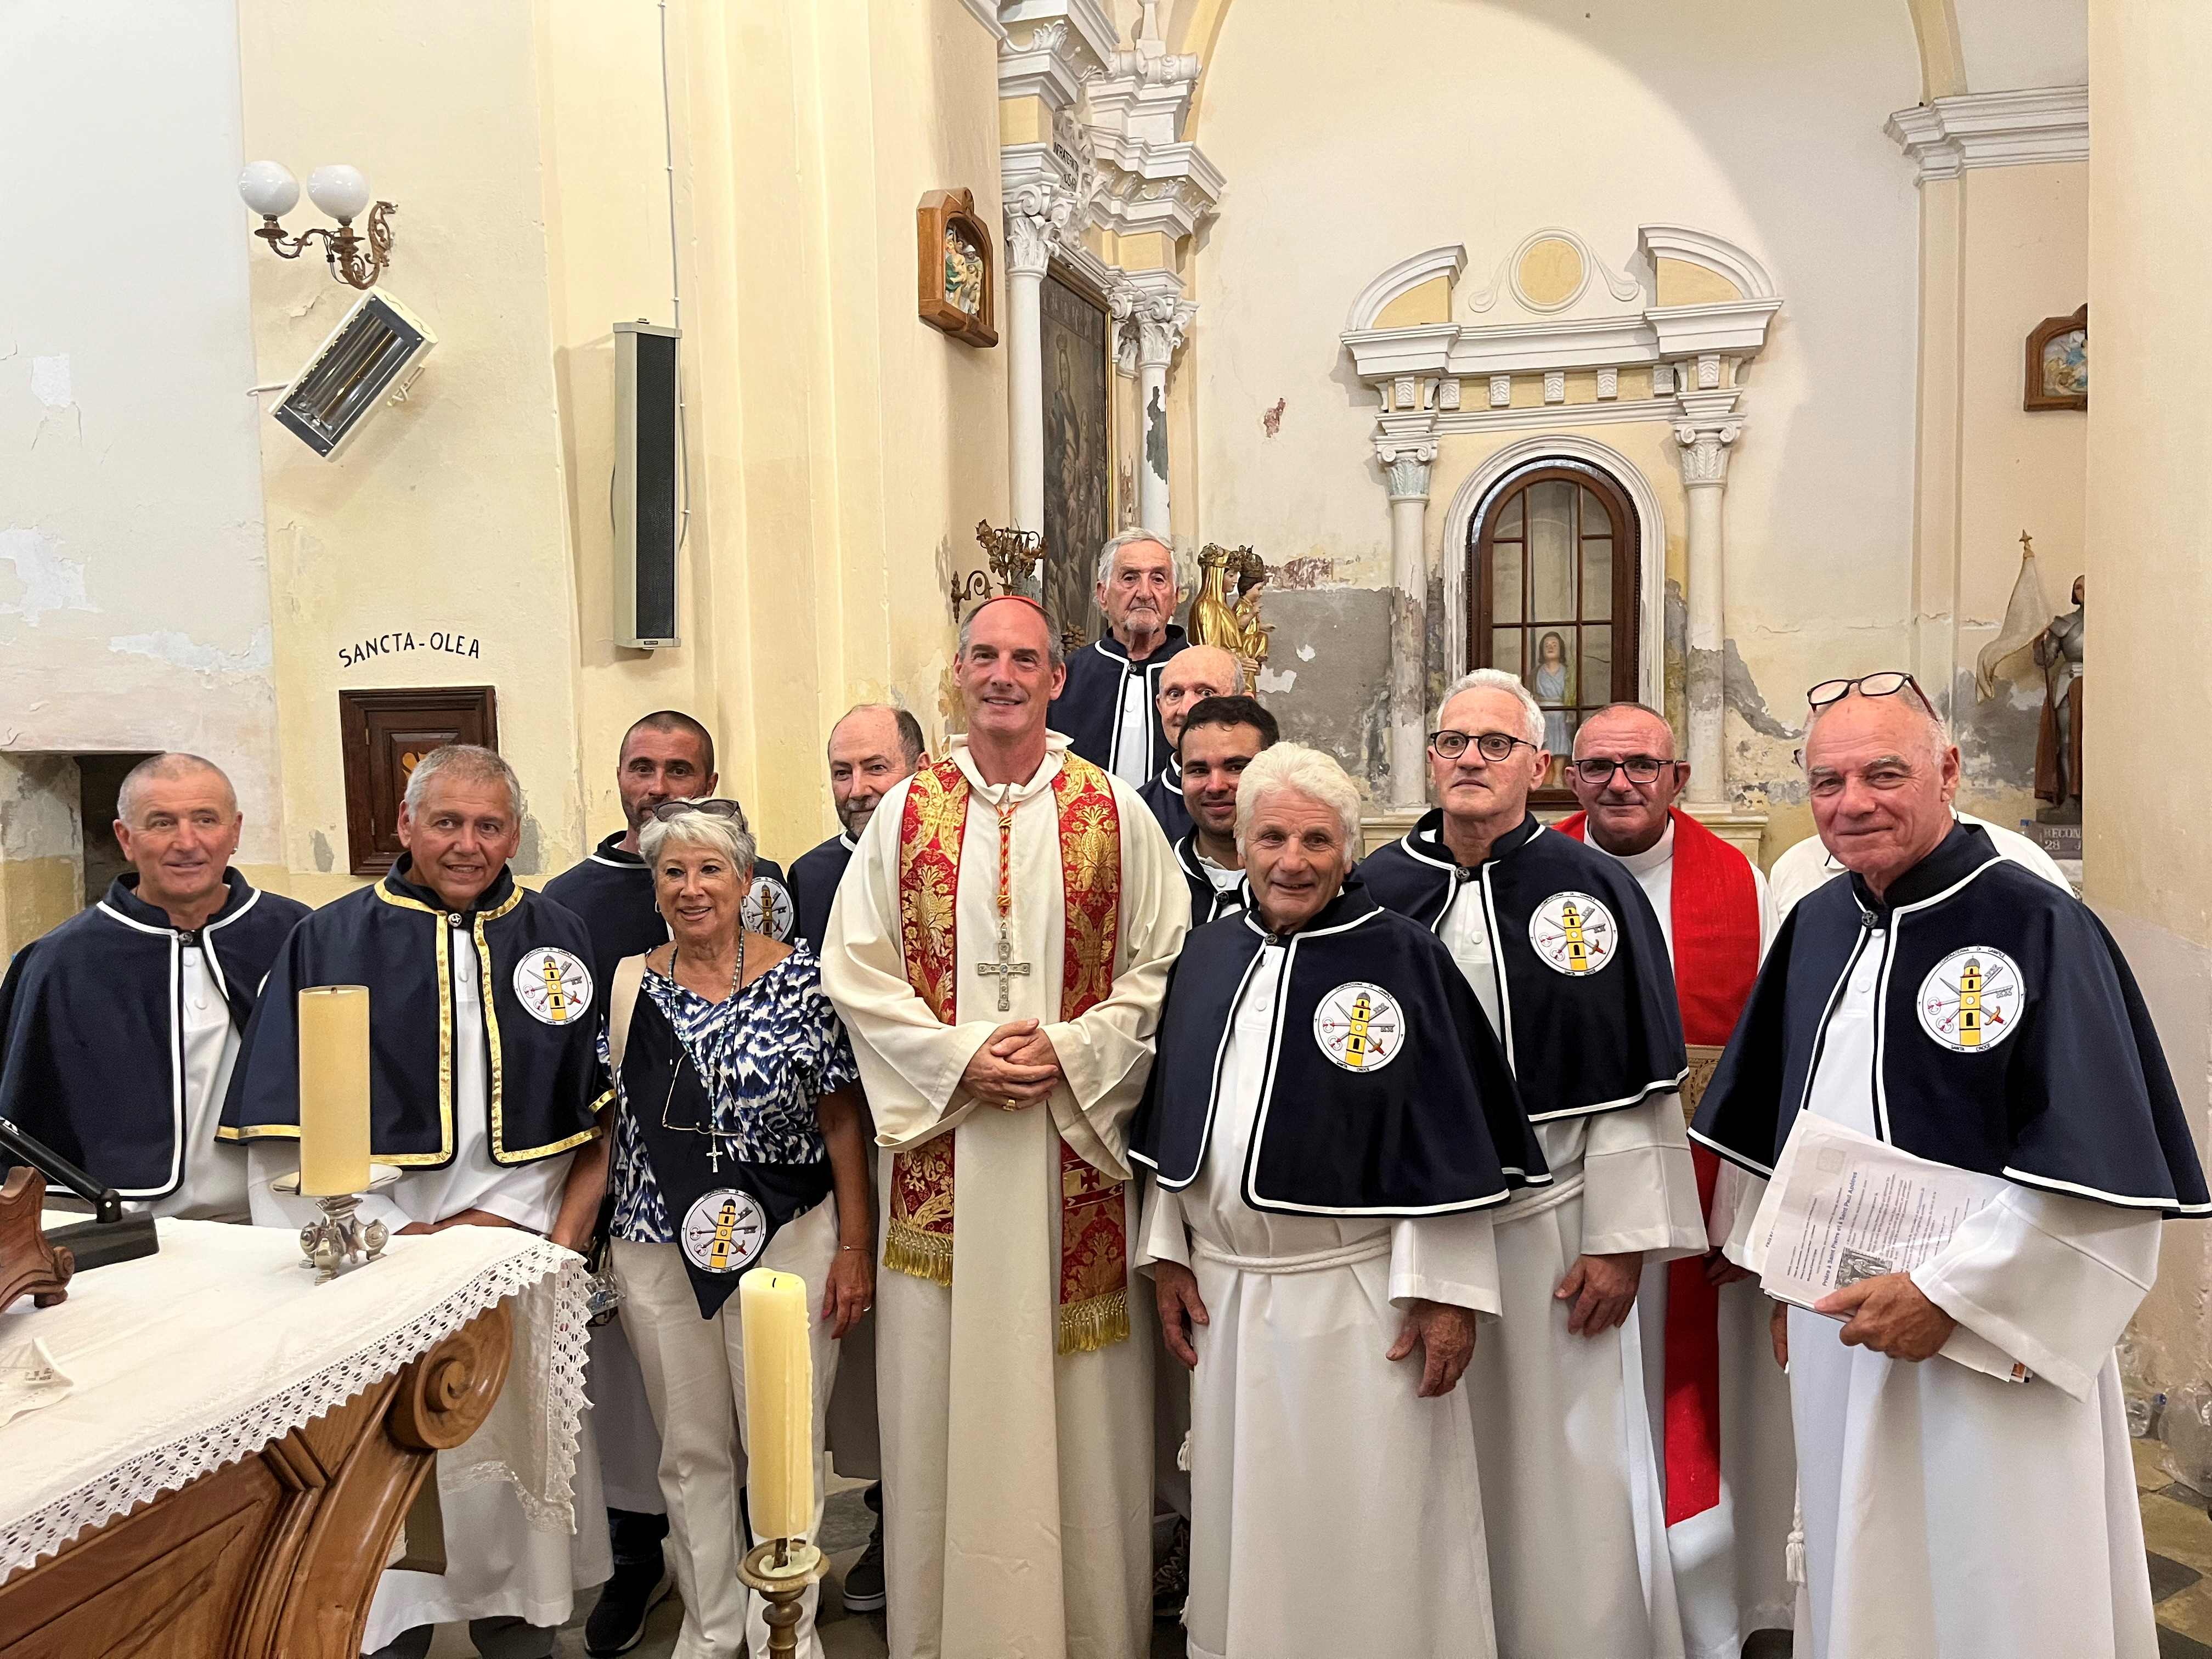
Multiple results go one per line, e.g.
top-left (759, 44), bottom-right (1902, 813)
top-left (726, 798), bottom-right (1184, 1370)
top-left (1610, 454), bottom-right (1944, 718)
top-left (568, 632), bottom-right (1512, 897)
top-left (298, 985), bottom-right (371, 1197)
top-left (740, 1267), bottom-right (814, 1541)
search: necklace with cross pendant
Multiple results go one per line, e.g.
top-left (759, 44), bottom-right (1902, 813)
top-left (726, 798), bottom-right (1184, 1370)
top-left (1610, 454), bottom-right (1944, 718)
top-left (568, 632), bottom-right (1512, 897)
top-left (974, 787), bottom-right (1034, 1012)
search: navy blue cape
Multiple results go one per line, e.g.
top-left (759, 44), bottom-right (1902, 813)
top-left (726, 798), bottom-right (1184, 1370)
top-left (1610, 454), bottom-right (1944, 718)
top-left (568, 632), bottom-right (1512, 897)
top-left (1130, 884), bottom-right (1547, 1214)
top-left (1692, 823), bottom-right (2211, 1217)
top-left (1137, 759), bottom-right (1194, 843)
top-left (1047, 624), bottom-right (1188, 777)
top-left (1172, 830), bottom-right (1248, 929)
top-left (787, 832), bottom-right (855, 954)
top-left (221, 861), bottom-right (606, 1166)
top-left (0, 871), bottom-right (308, 1197)
top-left (544, 831), bottom-right (793, 988)
top-left (1361, 812), bottom-right (1688, 1118)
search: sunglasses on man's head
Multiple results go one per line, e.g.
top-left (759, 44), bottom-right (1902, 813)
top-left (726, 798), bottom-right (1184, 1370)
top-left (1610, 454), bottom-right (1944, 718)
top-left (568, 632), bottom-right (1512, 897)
top-left (650, 797), bottom-right (747, 826)
top-left (1805, 671), bottom-right (1937, 717)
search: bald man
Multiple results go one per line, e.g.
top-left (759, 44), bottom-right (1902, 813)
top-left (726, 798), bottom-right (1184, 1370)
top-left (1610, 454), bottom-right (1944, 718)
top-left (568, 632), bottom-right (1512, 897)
top-left (1137, 645), bottom-right (1242, 840)
top-left (0, 754), bottom-right (308, 1221)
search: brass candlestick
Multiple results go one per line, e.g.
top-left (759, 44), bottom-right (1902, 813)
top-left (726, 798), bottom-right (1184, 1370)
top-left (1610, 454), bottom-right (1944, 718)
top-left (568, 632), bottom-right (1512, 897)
top-left (977, 518), bottom-right (1043, 598)
top-left (738, 1538), bottom-right (826, 1657)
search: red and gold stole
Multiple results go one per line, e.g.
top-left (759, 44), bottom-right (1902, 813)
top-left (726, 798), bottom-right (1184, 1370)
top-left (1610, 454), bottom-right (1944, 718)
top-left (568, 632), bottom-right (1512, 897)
top-left (1558, 805), bottom-right (1760, 1526)
top-left (885, 752), bottom-right (1131, 1355)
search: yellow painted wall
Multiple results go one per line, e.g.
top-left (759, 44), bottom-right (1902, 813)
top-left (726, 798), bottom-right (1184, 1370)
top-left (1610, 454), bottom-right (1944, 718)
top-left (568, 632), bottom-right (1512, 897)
top-left (227, 0), bottom-right (1003, 899)
top-left (1373, 275), bottom-right (1452, 330)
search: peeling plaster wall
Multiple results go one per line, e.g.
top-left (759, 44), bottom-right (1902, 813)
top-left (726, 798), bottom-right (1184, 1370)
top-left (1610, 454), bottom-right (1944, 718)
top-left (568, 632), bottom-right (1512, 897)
top-left (0, 754), bottom-right (82, 959)
top-left (0, 1), bottom-right (283, 889)
top-left (1188, 0), bottom-right (1924, 840)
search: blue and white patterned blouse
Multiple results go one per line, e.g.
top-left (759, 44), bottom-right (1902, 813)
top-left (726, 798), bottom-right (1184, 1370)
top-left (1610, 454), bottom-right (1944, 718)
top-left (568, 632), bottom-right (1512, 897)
top-left (597, 946), bottom-right (861, 1245)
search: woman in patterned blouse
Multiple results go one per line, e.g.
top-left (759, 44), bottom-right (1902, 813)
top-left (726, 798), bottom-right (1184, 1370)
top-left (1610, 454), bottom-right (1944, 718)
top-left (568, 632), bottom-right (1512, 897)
top-left (572, 799), bottom-right (872, 1659)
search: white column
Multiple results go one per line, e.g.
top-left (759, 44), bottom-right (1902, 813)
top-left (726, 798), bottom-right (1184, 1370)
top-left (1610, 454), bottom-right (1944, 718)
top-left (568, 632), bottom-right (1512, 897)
top-left (1004, 192), bottom-right (1059, 534)
top-left (1131, 296), bottom-right (1193, 536)
top-left (1673, 413), bottom-right (1741, 808)
top-left (1381, 441), bottom-right (1436, 809)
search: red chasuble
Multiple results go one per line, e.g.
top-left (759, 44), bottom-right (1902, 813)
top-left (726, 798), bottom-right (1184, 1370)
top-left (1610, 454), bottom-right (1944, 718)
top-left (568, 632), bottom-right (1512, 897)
top-left (884, 753), bottom-right (1132, 1355)
top-left (1556, 806), bottom-right (1759, 1525)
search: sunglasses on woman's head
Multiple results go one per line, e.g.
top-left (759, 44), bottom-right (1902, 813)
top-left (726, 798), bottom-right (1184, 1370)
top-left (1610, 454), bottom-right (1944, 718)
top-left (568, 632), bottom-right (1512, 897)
top-left (650, 797), bottom-right (747, 825)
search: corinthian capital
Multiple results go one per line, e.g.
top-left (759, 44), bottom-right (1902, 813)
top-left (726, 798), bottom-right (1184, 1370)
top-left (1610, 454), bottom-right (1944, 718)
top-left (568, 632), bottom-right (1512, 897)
top-left (1672, 419), bottom-right (1743, 488)
top-left (1006, 180), bottom-right (1076, 276)
top-left (1135, 296), bottom-right (1196, 369)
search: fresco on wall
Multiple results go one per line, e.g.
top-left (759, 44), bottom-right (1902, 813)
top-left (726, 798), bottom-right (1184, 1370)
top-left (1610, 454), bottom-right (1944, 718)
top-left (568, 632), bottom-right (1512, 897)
top-left (1041, 270), bottom-right (1109, 647)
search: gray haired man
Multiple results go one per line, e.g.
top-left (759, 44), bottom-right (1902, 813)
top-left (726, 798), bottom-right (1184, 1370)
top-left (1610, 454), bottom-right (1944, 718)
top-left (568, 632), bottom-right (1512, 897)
top-left (1047, 528), bottom-right (1189, 786)
top-left (225, 743), bottom-right (613, 1659)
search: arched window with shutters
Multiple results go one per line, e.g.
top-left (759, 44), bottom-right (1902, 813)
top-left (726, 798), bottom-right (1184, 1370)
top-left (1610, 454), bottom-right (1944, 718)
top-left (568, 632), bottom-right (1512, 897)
top-left (1468, 460), bottom-right (1643, 795)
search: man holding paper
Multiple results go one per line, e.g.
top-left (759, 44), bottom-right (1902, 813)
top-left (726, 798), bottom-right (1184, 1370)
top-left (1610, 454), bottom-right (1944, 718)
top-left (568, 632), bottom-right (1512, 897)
top-left (1693, 673), bottom-right (2209, 1659)
top-left (1558, 704), bottom-right (1794, 1659)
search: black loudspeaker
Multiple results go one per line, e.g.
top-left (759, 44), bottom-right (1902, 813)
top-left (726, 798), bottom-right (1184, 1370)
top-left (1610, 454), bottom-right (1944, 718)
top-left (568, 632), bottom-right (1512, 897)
top-left (614, 321), bottom-right (681, 648)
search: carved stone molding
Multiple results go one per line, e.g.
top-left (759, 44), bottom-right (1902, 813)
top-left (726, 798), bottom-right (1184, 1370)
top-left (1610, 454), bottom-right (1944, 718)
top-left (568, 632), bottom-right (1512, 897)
top-left (1884, 86), bottom-right (2089, 183)
top-left (1006, 180), bottom-right (1079, 275)
top-left (1131, 294), bottom-right (1195, 368)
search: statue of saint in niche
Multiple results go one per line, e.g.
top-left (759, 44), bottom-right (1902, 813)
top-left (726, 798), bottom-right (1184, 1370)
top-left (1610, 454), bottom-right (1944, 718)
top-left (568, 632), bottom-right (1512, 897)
top-left (2033, 574), bottom-right (2084, 823)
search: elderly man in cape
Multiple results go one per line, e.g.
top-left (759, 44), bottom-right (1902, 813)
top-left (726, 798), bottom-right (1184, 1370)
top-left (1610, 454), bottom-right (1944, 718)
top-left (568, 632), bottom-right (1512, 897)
top-left (822, 595), bottom-right (1186, 1659)
top-left (1136, 645), bottom-right (1242, 840)
top-left (1050, 529), bottom-right (1190, 786)
top-left (1362, 668), bottom-right (1704, 1659)
top-left (1694, 672), bottom-right (2208, 1659)
top-left (1559, 704), bottom-right (1792, 1658)
top-left (1133, 742), bottom-right (1545, 1659)
top-left (0, 753), bottom-right (307, 1222)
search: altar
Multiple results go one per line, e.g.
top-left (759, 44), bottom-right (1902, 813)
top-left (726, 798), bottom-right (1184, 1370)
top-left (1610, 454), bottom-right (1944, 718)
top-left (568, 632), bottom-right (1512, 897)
top-left (0, 1217), bottom-right (589, 1658)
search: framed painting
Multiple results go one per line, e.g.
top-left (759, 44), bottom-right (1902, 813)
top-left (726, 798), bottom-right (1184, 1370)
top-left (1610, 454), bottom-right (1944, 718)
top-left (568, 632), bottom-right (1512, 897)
top-left (338, 685), bottom-right (498, 877)
top-left (917, 189), bottom-right (997, 348)
top-left (2025, 304), bottom-right (2087, 411)
top-left (1040, 268), bottom-right (1111, 648)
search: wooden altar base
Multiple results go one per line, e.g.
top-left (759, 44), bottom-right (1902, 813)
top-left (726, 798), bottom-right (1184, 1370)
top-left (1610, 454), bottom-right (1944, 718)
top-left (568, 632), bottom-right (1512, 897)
top-left (0, 1303), bottom-right (512, 1659)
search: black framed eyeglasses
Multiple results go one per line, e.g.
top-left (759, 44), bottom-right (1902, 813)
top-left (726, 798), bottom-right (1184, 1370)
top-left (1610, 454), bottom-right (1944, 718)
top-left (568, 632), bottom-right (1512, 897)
top-left (650, 797), bottom-right (748, 825)
top-left (1805, 671), bottom-right (1937, 718)
top-left (1429, 730), bottom-right (1538, 763)
top-left (1568, 755), bottom-right (1676, 785)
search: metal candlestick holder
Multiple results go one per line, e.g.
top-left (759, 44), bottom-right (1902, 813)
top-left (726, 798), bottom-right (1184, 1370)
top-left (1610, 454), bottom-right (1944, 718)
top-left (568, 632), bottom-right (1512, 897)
top-left (272, 1167), bottom-right (402, 1283)
top-left (737, 1538), bottom-right (825, 1656)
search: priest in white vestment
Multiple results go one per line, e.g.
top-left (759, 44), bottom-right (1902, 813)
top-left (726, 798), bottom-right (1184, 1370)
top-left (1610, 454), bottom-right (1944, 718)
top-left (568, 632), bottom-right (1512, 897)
top-left (1559, 704), bottom-right (1795, 1658)
top-left (1694, 675), bottom-right (2209, 1659)
top-left (823, 595), bottom-right (1186, 1659)
top-left (1362, 670), bottom-right (1706, 1659)
top-left (1132, 744), bottom-right (1549, 1659)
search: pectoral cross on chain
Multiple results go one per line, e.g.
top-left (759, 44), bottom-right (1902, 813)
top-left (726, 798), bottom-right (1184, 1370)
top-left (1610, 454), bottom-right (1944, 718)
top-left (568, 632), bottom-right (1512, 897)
top-left (975, 924), bottom-right (1032, 1012)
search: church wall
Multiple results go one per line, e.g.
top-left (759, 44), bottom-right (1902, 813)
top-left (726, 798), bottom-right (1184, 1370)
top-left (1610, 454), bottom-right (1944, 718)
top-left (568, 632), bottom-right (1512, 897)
top-left (1, 0), bottom-right (284, 938)
top-left (1185, 0), bottom-right (1925, 853)
top-left (1949, 161), bottom-right (2088, 837)
top-left (2087, 0), bottom-right (2212, 1401)
top-left (238, 0), bottom-right (590, 904)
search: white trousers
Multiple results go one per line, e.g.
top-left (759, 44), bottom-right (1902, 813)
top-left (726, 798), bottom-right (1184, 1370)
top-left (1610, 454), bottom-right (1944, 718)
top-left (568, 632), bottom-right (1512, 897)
top-left (613, 1200), bottom-right (840, 1659)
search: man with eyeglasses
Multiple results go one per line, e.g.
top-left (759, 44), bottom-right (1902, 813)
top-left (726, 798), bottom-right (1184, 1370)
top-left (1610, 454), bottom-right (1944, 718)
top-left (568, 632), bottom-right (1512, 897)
top-left (1767, 672), bottom-right (2068, 914)
top-left (1556, 703), bottom-right (1793, 1657)
top-left (1694, 673), bottom-right (2206, 1659)
top-left (1363, 669), bottom-right (1703, 1659)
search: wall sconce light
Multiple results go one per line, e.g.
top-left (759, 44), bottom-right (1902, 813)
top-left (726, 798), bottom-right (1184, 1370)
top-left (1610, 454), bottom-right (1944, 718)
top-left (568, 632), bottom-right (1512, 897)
top-left (238, 161), bottom-right (397, 290)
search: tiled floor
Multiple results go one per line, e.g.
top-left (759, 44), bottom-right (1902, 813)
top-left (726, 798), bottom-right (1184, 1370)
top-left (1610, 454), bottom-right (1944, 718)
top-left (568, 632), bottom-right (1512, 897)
top-left (450, 1442), bottom-right (2212, 1658)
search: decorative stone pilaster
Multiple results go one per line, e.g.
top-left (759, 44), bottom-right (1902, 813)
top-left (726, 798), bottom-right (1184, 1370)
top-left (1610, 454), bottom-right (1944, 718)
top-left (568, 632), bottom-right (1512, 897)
top-left (1112, 289), bottom-right (1194, 535)
top-left (1005, 180), bottom-right (1084, 534)
top-left (1379, 436), bottom-right (1438, 809)
top-left (1672, 408), bottom-right (1743, 808)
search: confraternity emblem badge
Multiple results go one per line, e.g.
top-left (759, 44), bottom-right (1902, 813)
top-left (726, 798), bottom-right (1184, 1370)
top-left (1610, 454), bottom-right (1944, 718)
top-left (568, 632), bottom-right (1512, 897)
top-left (680, 1188), bottom-right (769, 1274)
top-left (512, 947), bottom-right (594, 1025)
top-left (1528, 892), bottom-right (1618, 975)
top-left (1313, 980), bottom-right (1406, 1073)
top-left (1917, 946), bottom-right (2025, 1053)
top-left (743, 876), bottom-right (796, 943)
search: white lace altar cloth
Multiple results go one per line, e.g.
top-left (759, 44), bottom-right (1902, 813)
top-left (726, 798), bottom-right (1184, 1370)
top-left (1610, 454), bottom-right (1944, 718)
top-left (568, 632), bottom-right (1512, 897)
top-left (0, 1218), bottom-right (590, 1583)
